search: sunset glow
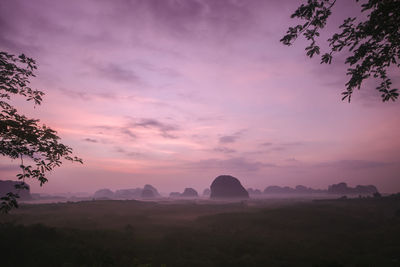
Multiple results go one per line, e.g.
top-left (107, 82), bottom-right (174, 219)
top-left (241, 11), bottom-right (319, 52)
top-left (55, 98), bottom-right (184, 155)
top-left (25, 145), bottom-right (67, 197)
top-left (1, 0), bottom-right (399, 194)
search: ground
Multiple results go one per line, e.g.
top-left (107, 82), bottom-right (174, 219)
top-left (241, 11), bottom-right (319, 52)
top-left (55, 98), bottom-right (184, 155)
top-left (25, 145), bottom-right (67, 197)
top-left (0, 197), bottom-right (399, 266)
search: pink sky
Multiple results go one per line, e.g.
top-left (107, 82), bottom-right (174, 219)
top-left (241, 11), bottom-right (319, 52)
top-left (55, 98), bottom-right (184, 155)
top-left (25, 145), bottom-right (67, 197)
top-left (1, 0), bottom-right (399, 194)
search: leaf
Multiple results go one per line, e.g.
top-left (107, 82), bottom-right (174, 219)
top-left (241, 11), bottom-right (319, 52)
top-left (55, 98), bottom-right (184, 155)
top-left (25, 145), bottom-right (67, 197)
top-left (0, 51), bottom-right (83, 212)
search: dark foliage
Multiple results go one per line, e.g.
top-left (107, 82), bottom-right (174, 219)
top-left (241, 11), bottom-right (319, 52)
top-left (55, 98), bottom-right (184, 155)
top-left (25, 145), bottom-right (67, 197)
top-left (281, 0), bottom-right (400, 102)
top-left (0, 198), bottom-right (399, 266)
top-left (0, 51), bottom-right (82, 213)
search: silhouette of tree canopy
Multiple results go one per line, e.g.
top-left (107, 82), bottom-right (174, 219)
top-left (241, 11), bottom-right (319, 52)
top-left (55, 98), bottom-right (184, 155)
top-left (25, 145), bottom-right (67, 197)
top-left (0, 51), bottom-right (82, 213)
top-left (281, 0), bottom-right (399, 102)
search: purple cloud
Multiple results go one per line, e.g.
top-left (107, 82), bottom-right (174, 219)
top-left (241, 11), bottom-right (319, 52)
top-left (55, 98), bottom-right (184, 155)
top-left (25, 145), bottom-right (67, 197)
top-left (58, 88), bottom-right (117, 101)
top-left (132, 118), bottom-right (179, 139)
top-left (114, 147), bottom-right (142, 158)
top-left (219, 135), bottom-right (237, 144)
top-left (213, 147), bottom-right (236, 154)
top-left (261, 142), bottom-right (273, 146)
top-left (94, 63), bottom-right (140, 83)
top-left (187, 157), bottom-right (275, 172)
top-left (219, 130), bottom-right (245, 144)
top-left (83, 138), bottom-right (98, 143)
top-left (315, 160), bottom-right (393, 170)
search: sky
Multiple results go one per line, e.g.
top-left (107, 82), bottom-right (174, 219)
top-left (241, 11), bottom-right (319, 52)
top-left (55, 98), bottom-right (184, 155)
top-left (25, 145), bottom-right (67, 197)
top-left (0, 0), bottom-right (399, 194)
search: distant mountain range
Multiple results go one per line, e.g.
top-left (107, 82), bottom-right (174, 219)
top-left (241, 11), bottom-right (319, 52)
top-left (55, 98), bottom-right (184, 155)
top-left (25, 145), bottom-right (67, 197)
top-left (93, 184), bottom-right (161, 199)
top-left (0, 179), bottom-right (380, 202)
top-left (259, 182), bottom-right (378, 195)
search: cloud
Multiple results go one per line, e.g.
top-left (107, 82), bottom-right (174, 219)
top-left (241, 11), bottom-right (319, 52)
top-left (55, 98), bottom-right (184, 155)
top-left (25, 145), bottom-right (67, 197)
top-left (115, 147), bottom-right (142, 158)
top-left (120, 128), bottom-right (137, 139)
top-left (186, 157), bottom-right (275, 172)
top-left (93, 62), bottom-right (140, 83)
top-left (273, 142), bottom-right (304, 151)
top-left (94, 125), bottom-right (115, 132)
top-left (130, 0), bottom-right (256, 40)
top-left (93, 117), bottom-right (179, 140)
top-left (219, 135), bottom-right (237, 143)
top-left (134, 60), bottom-right (180, 77)
top-left (83, 138), bottom-right (98, 143)
top-left (281, 142), bottom-right (303, 146)
top-left (58, 88), bottom-right (117, 101)
top-left (93, 125), bottom-right (137, 141)
top-left (270, 146), bottom-right (286, 151)
top-left (258, 141), bottom-right (303, 152)
top-left (315, 160), bottom-right (393, 170)
top-left (219, 130), bottom-right (245, 144)
top-left (133, 118), bottom-right (177, 131)
top-left (261, 142), bottom-right (273, 146)
top-left (132, 118), bottom-right (179, 139)
top-left (0, 5), bottom-right (42, 54)
top-left (213, 147), bottom-right (236, 154)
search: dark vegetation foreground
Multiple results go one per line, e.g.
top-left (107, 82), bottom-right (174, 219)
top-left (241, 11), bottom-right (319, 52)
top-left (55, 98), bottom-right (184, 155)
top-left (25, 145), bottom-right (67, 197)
top-left (1, 197), bottom-right (400, 267)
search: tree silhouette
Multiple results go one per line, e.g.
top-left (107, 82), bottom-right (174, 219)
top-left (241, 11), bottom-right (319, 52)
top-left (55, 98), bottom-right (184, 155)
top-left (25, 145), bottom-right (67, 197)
top-left (281, 0), bottom-right (399, 102)
top-left (0, 51), bottom-right (82, 213)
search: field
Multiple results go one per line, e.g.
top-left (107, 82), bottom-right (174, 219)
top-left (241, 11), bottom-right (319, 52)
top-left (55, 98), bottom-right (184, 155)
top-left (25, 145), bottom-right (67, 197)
top-left (1, 197), bottom-right (400, 267)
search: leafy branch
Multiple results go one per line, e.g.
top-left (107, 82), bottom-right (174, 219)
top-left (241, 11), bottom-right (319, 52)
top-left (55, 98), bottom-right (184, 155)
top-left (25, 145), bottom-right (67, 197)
top-left (0, 51), bottom-right (82, 213)
top-left (281, 0), bottom-right (399, 102)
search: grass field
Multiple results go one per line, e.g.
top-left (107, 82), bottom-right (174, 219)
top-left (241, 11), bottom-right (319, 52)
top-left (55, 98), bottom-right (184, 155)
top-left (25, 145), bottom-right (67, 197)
top-left (1, 197), bottom-right (399, 267)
